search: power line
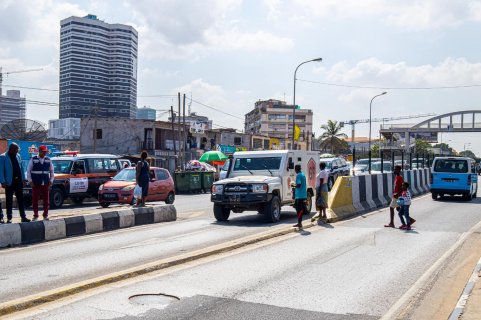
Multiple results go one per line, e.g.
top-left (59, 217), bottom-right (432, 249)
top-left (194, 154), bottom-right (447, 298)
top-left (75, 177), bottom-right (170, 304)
top-left (3, 84), bottom-right (58, 91)
top-left (298, 78), bottom-right (481, 90)
top-left (190, 98), bottom-right (244, 120)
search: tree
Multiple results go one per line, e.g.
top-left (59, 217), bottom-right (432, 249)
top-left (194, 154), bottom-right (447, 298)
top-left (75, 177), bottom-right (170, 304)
top-left (371, 144), bottom-right (380, 155)
top-left (318, 120), bottom-right (348, 154)
top-left (413, 139), bottom-right (433, 155)
top-left (459, 150), bottom-right (476, 158)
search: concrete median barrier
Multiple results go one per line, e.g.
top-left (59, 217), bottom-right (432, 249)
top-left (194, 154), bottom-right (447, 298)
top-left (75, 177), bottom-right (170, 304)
top-left (0, 205), bottom-right (177, 249)
top-left (327, 169), bottom-right (430, 222)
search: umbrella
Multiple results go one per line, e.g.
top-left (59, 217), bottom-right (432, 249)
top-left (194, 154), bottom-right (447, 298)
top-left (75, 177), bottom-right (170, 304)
top-left (199, 151), bottom-right (228, 164)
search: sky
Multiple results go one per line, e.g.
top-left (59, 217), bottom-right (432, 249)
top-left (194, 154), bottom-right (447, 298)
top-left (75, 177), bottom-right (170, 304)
top-left (1, 0), bottom-right (481, 156)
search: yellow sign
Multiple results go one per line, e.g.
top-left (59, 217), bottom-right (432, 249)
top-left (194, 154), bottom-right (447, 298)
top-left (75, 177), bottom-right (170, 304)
top-left (269, 138), bottom-right (280, 149)
top-left (294, 125), bottom-right (301, 141)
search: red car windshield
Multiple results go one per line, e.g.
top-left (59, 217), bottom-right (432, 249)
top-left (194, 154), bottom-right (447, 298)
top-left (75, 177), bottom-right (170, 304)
top-left (113, 169), bottom-right (136, 181)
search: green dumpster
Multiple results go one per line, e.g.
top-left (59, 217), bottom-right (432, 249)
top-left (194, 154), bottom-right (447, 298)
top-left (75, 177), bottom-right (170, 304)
top-left (201, 171), bottom-right (214, 193)
top-left (174, 171), bottom-right (202, 193)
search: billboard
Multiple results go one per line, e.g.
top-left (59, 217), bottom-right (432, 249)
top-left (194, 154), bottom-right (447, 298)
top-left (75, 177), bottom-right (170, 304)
top-left (7, 140), bottom-right (61, 160)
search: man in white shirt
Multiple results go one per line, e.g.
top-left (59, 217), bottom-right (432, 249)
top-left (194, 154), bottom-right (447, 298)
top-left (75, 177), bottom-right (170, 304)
top-left (27, 145), bottom-right (54, 221)
top-left (312, 162), bottom-right (329, 222)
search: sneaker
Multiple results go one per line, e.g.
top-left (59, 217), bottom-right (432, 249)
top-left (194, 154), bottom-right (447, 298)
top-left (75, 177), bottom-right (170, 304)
top-left (384, 223), bottom-right (395, 228)
top-left (399, 225), bottom-right (407, 230)
top-left (410, 218), bottom-right (416, 225)
top-left (43, 217), bottom-right (49, 221)
top-left (32, 216), bottom-right (39, 221)
top-left (21, 217), bottom-right (31, 223)
top-left (405, 226), bottom-right (412, 230)
top-left (6, 219), bottom-right (12, 224)
top-left (293, 223), bottom-right (302, 228)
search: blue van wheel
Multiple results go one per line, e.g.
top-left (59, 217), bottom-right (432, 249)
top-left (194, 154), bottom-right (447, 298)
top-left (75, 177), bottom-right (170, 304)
top-left (431, 192), bottom-right (438, 200)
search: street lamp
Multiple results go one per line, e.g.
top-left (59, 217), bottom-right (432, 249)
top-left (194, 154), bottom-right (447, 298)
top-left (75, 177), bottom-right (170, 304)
top-left (292, 57), bottom-right (323, 150)
top-left (368, 91), bottom-right (387, 173)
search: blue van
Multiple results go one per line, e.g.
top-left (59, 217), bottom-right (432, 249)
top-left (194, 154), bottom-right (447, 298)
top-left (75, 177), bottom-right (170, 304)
top-left (430, 157), bottom-right (478, 200)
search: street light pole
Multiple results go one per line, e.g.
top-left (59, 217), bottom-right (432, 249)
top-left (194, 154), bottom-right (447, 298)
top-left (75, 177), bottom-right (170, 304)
top-left (292, 57), bottom-right (322, 150)
top-left (368, 91), bottom-right (387, 173)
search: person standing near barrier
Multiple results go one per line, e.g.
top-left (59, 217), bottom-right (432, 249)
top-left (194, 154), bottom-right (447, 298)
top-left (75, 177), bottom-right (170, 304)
top-left (385, 165), bottom-right (403, 228)
top-left (292, 164), bottom-right (307, 229)
top-left (0, 143), bottom-right (30, 223)
top-left (27, 145), bottom-right (54, 221)
top-left (136, 151), bottom-right (150, 207)
top-left (312, 162), bottom-right (329, 222)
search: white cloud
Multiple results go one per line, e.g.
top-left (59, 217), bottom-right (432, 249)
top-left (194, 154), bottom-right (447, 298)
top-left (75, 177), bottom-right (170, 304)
top-left (263, 0), bottom-right (282, 21)
top-left (294, 0), bottom-right (481, 30)
top-left (127, 0), bottom-right (292, 59)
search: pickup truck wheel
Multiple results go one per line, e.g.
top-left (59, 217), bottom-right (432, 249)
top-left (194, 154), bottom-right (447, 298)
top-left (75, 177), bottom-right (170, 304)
top-left (463, 192), bottom-right (473, 201)
top-left (263, 195), bottom-right (281, 223)
top-left (50, 188), bottom-right (64, 209)
top-left (431, 192), bottom-right (438, 200)
top-left (214, 204), bottom-right (230, 221)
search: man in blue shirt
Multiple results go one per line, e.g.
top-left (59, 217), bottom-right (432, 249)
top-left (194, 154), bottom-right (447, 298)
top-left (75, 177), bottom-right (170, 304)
top-left (293, 164), bottom-right (307, 229)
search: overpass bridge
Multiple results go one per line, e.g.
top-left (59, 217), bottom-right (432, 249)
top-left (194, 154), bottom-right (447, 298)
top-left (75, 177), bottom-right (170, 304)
top-left (380, 110), bottom-right (481, 151)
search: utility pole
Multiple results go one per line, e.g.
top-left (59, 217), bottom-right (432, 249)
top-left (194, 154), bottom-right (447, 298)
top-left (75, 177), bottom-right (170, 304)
top-left (178, 92), bottom-right (182, 169)
top-left (170, 105), bottom-right (177, 169)
top-left (93, 103), bottom-right (98, 153)
top-left (182, 94), bottom-right (187, 164)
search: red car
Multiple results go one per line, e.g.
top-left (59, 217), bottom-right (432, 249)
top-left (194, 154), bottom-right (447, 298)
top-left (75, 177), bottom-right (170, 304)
top-left (98, 167), bottom-right (175, 207)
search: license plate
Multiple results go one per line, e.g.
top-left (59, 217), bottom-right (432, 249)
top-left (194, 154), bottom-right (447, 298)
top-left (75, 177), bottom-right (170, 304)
top-left (229, 195), bottom-right (240, 202)
top-left (23, 190), bottom-right (30, 195)
top-left (103, 193), bottom-right (117, 199)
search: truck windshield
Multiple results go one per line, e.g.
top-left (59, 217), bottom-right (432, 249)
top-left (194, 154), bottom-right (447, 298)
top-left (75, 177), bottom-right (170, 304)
top-left (233, 157), bottom-right (282, 171)
top-left (52, 160), bottom-right (72, 174)
top-left (434, 159), bottom-right (468, 173)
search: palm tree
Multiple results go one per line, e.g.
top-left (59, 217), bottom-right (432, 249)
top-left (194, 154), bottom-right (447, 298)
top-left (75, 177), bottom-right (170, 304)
top-left (318, 120), bottom-right (348, 154)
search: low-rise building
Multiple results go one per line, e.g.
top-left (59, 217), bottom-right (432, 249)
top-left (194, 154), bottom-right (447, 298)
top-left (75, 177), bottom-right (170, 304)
top-left (48, 118), bottom-right (81, 140)
top-left (244, 99), bottom-right (313, 150)
top-left (0, 90), bottom-right (26, 128)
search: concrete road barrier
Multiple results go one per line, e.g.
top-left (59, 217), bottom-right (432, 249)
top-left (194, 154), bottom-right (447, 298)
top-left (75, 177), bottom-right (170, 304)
top-left (327, 169), bottom-right (430, 222)
top-left (0, 205), bottom-right (177, 248)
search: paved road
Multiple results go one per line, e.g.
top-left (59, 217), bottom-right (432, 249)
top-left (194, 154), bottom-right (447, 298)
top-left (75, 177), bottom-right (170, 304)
top-left (6, 194), bottom-right (481, 319)
top-left (0, 194), bottom-right (302, 302)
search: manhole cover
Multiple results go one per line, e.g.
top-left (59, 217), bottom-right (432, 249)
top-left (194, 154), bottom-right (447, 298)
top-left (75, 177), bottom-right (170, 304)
top-left (129, 293), bottom-right (180, 307)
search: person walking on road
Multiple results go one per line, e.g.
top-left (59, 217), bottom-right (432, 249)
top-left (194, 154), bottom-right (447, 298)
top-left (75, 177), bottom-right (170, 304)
top-left (385, 165), bottom-right (403, 228)
top-left (27, 145), bottom-right (54, 221)
top-left (136, 151), bottom-right (150, 207)
top-left (312, 162), bottom-right (329, 222)
top-left (292, 164), bottom-right (307, 229)
top-left (397, 182), bottom-right (413, 230)
top-left (0, 143), bottom-right (30, 223)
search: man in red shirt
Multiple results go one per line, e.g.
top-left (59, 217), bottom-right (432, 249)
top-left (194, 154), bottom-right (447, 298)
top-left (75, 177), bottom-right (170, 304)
top-left (385, 165), bottom-right (403, 228)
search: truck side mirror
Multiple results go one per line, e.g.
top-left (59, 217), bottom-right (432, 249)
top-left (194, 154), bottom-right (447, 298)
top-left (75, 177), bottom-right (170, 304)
top-left (288, 161), bottom-right (294, 170)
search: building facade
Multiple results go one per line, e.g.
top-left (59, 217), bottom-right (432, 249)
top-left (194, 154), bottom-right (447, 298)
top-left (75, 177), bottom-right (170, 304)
top-left (59, 14), bottom-right (138, 119)
top-left (136, 106), bottom-right (156, 120)
top-left (0, 90), bottom-right (26, 128)
top-left (244, 99), bottom-right (313, 150)
top-left (48, 118), bottom-right (81, 140)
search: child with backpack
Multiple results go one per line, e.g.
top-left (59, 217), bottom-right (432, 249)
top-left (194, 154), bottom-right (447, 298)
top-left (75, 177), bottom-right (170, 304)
top-left (397, 182), bottom-right (415, 230)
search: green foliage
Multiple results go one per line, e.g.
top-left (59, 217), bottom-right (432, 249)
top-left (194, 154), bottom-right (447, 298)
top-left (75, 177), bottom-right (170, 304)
top-left (318, 120), bottom-right (348, 154)
top-left (414, 139), bottom-right (433, 155)
top-left (459, 150), bottom-right (476, 158)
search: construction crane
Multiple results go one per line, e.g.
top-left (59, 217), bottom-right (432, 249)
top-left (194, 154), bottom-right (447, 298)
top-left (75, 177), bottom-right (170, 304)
top-left (339, 113), bottom-right (435, 143)
top-left (0, 67), bottom-right (43, 96)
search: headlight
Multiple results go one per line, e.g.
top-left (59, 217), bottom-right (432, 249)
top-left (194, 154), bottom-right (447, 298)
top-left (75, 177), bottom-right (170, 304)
top-left (252, 184), bottom-right (268, 193)
top-left (99, 184), bottom-right (104, 191)
top-left (122, 185), bottom-right (135, 191)
top-left (212, 184), bottom-right (224, 194)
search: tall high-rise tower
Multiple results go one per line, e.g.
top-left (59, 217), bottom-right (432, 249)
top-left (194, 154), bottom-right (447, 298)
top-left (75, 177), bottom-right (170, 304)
top-left (59, 14), bottom-right (138, 119)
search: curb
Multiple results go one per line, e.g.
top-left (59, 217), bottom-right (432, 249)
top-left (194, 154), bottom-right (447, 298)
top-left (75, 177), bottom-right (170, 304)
top-left (0, 221), bottom-right (315, 317)
top-left (449, 257), bottom-right (481, 320)
top-left (0, 205), bottom-right (177, 248)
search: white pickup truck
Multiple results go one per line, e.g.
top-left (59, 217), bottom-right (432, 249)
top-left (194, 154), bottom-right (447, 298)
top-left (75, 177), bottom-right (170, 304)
top-left (211, 150), bottom-right (319, 222)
